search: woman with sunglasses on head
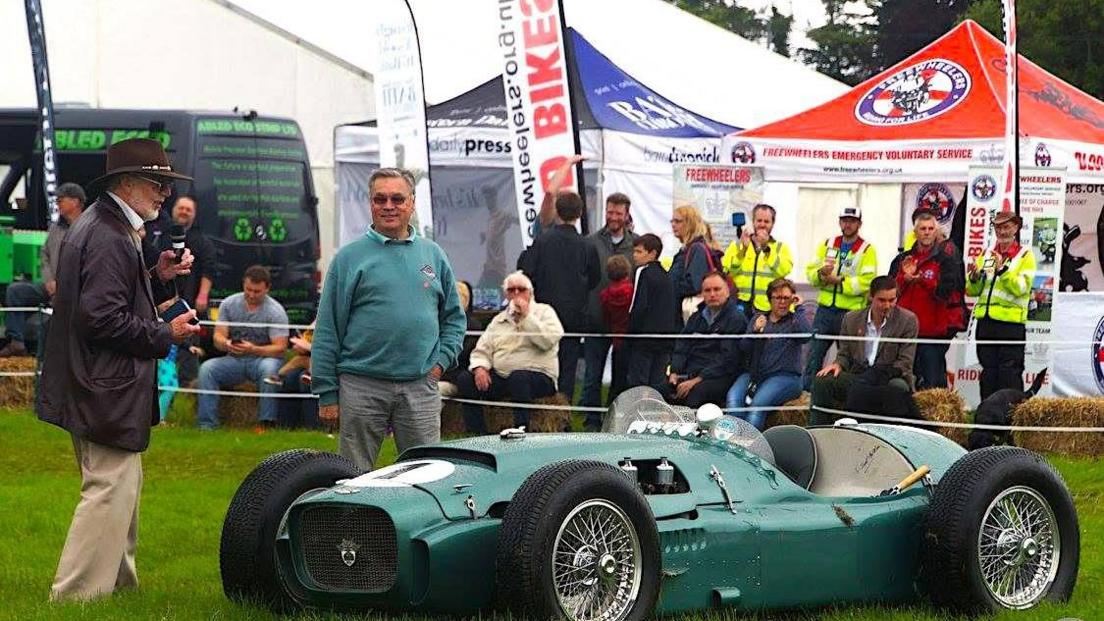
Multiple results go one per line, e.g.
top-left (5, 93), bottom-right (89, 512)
top-left (725, 278), bottom-right (809, 431)
top-left (669, 204), bottom-right (722, 325)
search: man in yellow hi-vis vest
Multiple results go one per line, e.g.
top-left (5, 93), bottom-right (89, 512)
top-left (966, 210), bottom-right (1036, 400)
top-left (724, 204), bottom-right (793, 318)
top-left (802, 206), bottom-right (878, 388)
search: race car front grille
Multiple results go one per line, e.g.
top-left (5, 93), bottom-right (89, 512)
top-left (297, 505), bottom-right (398, 592)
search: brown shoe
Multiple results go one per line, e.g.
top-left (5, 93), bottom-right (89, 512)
top-left (0, 340), bottom-right (27, 357)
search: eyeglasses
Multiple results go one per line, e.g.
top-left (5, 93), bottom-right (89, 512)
top-left (505, 286), bottom-right (529, 294)
top-left (770, 295), bottom-right (794, 302)
top-left (670, 218), bottom-right (685, 224)
top-left (135, 175), bottom-right (174, 193)
top-left (372, 193), bottom-right (409, 206)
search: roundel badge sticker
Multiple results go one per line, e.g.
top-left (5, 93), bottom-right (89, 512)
top-left (971, 174), bottom-right (997, 202)
top-left (916, 183), bottom-right (956, 223)
top-left (730, 141), bottom-right (756, 164)
top-left (1092, 317), bottom-right (1104, 393)
top-left (855, 59), bottom-right (971, 126)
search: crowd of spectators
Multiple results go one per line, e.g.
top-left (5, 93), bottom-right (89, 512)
top-left (2, 164), bottom-right (1038, 438)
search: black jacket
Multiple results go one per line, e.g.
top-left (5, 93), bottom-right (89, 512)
top-left (670, 299), bottom-right (747, 381)
top-left (628, 261), bottom-right (677, 352)
top-left (39, 197), bottom-right (175, 452)
top-left (519, 223), bottom-right (601, 332)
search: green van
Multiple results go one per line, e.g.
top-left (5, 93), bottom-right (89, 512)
top-left (0, 108), bottom-right (320, 322)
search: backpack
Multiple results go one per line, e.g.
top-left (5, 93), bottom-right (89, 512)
top-left (685, 241), bottom-right (736, 293)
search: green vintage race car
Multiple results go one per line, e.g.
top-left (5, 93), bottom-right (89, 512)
top-left (220, 394), bottom-right (1079, 619)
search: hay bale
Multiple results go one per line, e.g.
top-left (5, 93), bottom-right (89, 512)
top-left (914, 388), bottom-right (968, 447)
top-left (1013, 397), bottom-right (1104, 458)
top-left (440, 400), bottom-right (466, 436)
top-left (0, 357), bottom-right (37, 409)
top-left (765, 392), bottom-right (809, 429)
top-left (485, 393), bottom-right (572, 433)
top-left (222, 382), bottom-right (262, 429)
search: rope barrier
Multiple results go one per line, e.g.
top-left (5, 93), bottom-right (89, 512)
top-left (0, 305), bottom-right (1090, 345)
top-left (809, 405), bottom-right (1104, 433)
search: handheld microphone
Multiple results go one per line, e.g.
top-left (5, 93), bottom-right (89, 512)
top-left (170, 225), bottom-right (186, 263)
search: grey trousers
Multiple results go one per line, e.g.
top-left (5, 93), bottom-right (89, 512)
top-left (51, 435), bottom-right (142, 602)
top-left (338, 373), bottom-right (441, 472)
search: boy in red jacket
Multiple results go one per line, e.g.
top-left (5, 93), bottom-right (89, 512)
top-left (600, 254), bottom-right (634, 406)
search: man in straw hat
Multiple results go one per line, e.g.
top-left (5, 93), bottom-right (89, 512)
top-left (966, 210), bottom-right (1036, 399)
top-left (38, 138), bottom-right (201, 601)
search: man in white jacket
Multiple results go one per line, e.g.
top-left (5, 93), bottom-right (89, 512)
top-left (456, 271), bottom-right (564, 433)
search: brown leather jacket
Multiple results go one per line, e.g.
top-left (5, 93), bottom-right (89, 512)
top-left (38, 197), bottom-right (174, 452)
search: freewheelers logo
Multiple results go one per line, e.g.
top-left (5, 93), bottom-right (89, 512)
top-left (730, 141), bottom-right (756, 164)
top-left (1035, 142), bottom-right (1053, 167)
top-left (1092, 317), bottom-right (1104, 393)
top-left (855, 59), bottom-right (971, 126)
top-left (916, 183), bottom-right (956, 223)
top-left (971, 174), bottom-right (997, 202)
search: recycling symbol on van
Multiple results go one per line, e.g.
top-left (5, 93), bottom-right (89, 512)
top-left (269, 218), bottom-right (287, 242)
top-left (234, 218), bottom-right (252, 242)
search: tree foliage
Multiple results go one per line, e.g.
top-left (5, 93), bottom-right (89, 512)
top-left (666, 0), bottom-right (793, 56)
top-left (797, 2), bottom-right (878, 85)
top-left (966, 0), bottom-right (1104, 98)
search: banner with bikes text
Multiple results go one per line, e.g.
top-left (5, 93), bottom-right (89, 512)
top-left (497, 0), bottom-right (580, 247)
top-left (672, 165), bottom-right (765, 250)
top-left (954, 166), bottom-right (1065, 406)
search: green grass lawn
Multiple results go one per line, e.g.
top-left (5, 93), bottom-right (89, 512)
top-left (0, 407), bottom-right (1099, 621)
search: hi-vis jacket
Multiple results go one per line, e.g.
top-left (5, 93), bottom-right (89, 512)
top-left (723, 239), bottom-right (793, 312)
top-left (966, 244), bottom-right (1036, 324)
top-left (805, 236), bottom-right (878, 311)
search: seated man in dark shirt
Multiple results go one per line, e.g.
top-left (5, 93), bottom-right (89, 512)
top-left (658, 271), bottom-right (747, 408)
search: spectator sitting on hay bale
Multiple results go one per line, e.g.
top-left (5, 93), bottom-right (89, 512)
top-left (456, 271), bottom-right (564, 434)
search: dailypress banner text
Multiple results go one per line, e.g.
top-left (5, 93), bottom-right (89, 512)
top-left (497, 0), bottom-right (579, 246)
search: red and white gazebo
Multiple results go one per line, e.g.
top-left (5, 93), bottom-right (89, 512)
top-left (723, 20), bottom-right (1104, 184)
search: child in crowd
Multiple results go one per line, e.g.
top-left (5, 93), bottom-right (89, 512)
top-left (600, 255), bottom-right (634, 404)
top-left (626, 233), bottom-right (677, 388)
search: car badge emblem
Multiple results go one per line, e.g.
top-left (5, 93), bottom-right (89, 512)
top-left (339, 539), bottom-right (359, 567)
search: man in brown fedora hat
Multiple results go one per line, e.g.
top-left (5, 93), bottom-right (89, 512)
top-left (38, 138), bottom-right (201, 601)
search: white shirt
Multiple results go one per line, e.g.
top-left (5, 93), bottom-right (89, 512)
top-left (864, 310), bottom-right (887, 367)
top-left (107, 191), bottom-right (146, 232)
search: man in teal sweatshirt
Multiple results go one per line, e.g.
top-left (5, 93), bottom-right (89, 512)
top-left (312, 167), bottom-right (466, 471)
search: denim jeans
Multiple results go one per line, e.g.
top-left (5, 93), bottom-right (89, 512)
top-left (196, 355), bottom-right (283, 428)
top-left (726, 372), bottom-right (802, 430)
top-left (914, 342), bottom-right (950, 389)
top-left (803, 306), bottom-right (846, 390)
top-left (4, 281), bottom-right (47, 342)
top-left (580, 336), bottom-right (610, 409)
top-left (277, 367), bottom-right (319, 429)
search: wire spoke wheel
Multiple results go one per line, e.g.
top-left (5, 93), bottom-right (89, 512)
top-left (552, 499), bottom-right (642, 621)
top-left (977, 486), bottom-right (1061, 609)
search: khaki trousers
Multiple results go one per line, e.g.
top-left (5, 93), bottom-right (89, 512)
top-left (50, 435), bottom-right (142, 602)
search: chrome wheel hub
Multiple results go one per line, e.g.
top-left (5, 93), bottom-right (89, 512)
top-left (552, 499), bottom-right (642, 621)
top-left (977, 486), bottom-right (1061, 609)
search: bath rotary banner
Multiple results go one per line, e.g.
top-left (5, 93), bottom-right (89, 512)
top-left (497, 0), bottom-right (581, 247)
top-left (953, 166), bottom-right (1064, 406)
top-left (672, 165), bottom-right (765, 249)
top-left (374, 0), bottom-right (434, 238)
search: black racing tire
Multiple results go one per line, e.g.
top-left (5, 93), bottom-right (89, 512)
top-left (220, 449), bottom-right (359, 613)
top-left (496, 460), bottom-right (661, 621)
top-left (919, 446), bottom-right (1079, 613)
